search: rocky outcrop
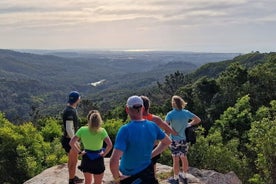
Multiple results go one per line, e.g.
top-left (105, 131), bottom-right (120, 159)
top-left (24, 158), bottom-right (241, 184)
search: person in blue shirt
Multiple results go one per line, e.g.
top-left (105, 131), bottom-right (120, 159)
top-left (110, 95), bottom-right (172, 184)
top-left (166, 95), bottom-right (201, 184)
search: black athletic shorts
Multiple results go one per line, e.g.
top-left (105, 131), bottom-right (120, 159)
top-left (151, 145), bottom-right (161, 164)
top-left (78, 154), bottom-right (105, 174)
top-left (151, 154), bottom-right (161, 165)
top-left (120, 163), bottom-right (158, 184)
top-left (61, 136), bottom-right (71, 153)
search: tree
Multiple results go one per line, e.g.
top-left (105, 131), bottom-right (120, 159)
top-left (216, 62), bottom-right (248, 114)
top-left (157, 71), bottom-right (191, 97)
top-left (188, 127), bottom-right (248, 181)
top-left (190, 77), bottom-right (220, 132)
top-left (248, 100), bottom-right (276, 184)
top-left (248, 60), bottom-right (276, 112)
top-left (0, 113), bottom-right (65, 183)
top-left (214, 95), bottom-right (252, 153)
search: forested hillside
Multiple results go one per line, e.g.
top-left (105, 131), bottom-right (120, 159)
top-left (0, 49), bottom-right (237, 123)
top-left (0, 51), bottom-right (275, 184)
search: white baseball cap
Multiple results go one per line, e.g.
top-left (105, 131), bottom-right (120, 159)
top-left (126, 95), bottom-right (143, 108)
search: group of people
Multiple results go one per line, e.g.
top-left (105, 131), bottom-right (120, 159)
top-left (61, 91), bottom-right (201, 184)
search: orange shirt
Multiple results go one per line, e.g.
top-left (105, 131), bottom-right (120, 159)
top-left (143, 113), bottom-right (153, 121)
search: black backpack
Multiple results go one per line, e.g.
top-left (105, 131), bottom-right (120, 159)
top-left (185, 126), bottom-right (197, 145)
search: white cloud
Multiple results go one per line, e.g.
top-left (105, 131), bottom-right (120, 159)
top-left (0, 0), bottom-right (275, 52)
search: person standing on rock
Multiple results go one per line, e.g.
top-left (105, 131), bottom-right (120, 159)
top-left (110, 95), bottom-right (172, 184)
top-left (61, 91), bottom-right (84, 184)
top-left (70, 110), bottom-right (113, 184)
top-left (140, 95), bottom-right (177, 175)
top-left (166, 95), bottom-right (201, 184)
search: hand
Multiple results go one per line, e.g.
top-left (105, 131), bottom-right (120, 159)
top-left (99, 150), bottom-right (105, 157)
top-left (187, 123), bottom-right (192, 128)
top-left (113, 175), bottom-right (129, 184)
top-left (78, 150), bottom-right (86, 156)
top-left (120, 175), bottom-right (130, 180)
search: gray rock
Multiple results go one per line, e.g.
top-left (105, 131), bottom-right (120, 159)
top-left (24, 158), bottom-right (241, 184)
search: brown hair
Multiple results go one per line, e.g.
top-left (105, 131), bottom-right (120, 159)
top-left (140, 96), bottom-right (150, 111)
top-left (172, 95), bottom-right (187, 110)
top-left (88, 111), bottom-right (102, 131)
top-left (87, 110), bottom-right (100, 120)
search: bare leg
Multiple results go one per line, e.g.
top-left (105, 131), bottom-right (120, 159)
top-left (172, 156), bottom-right (180, 176)
top-left (93, 173), bottom-right (104, 184)
top-left (68, 149), bottom-right (78, 180)
top-left (180, 155), bottom-right (188, 173)
top-left (84, 172), bottom-right (92, 184)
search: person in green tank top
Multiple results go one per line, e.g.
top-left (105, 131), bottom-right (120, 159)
top-left (70, 110), bottom-right (113, 184)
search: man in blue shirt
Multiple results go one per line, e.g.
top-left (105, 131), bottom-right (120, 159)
top-left (110, 95), bottom-right (172, 184)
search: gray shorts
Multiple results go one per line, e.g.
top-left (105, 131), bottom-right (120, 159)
top-left (169, 139), bottom-right (189, 156)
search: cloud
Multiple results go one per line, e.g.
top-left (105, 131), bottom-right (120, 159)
top-left (1, 0), bottom-right (276, 29)
top-left (0, 0), bottom-right (275, 52)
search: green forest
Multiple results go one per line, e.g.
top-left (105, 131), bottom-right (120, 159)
top-left (0, 52), bottom-right (275, 184)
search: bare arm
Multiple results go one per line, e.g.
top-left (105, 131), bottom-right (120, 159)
top-left (100, 136), bottom-right (113, 157)
top-left (66, 120), bottom-right (75, 138)
top-left (188, 115), bottom-right (201, 127)
top-left (110, 149), bottom-right (124, 183)
top-left (69, 135), bottom-right (81, 154)
top-left (153, 116), bottom-right (177, 135)
top-left (152, 134), bottom-right (172, 158)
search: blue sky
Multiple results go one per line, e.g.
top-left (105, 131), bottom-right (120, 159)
top-left (0, 0), bottom-right (275, 53)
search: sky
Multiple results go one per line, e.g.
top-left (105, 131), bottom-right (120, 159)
top-left (0, 0), bottom-right (275, 53)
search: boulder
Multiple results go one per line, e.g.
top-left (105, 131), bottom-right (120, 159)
top-left (24, 158), bottom-right (241, 184)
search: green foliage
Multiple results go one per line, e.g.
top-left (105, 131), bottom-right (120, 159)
top-left (248, 101), bottom-right (276, 184)
top-left (102, 119), bottom-right (125, 144)
top-left (39, 118), bottom-right (62, 142)
top-left (248, 60), bottom-right (276, 111)
top-left (2, 50), bottom-right (229, 124)
top-left (104, 105), bottom-right (128, 122)
top-left (0, 114), bottom-right (66, 184)
top-left (158, 148), bottom-right (173, 166)
top-left (189, 128), bottom-right (249, 182)
top-left (0, 115), bottom-right (23, 184)
top-left (214, 95), bottom-right (252, 149)
top-left (78, 99), bottom-right (99, 118)
top-left (16, 145), bottom-right (38, 178)
top-left (190, 77), bottom-right (219, 132)
top-left (157, 71), bottom-right (192, 97)
top-left (0, 51), bottom-right (275, 184)
top-left (216, 62), bottom-right (248, 113)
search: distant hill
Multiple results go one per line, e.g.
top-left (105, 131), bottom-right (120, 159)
top-left (0, 49), bottom-right (238, 123)
top-left (190, 51), bottom-right (273, 79)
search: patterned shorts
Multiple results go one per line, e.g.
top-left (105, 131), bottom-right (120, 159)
top-left (169, 139), bottom-right (189, 157)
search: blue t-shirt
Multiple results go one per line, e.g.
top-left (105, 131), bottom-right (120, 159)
top-left (165, 109), bottom-right (195, 141)
top-left (114, 120), bottom-right (165, 176)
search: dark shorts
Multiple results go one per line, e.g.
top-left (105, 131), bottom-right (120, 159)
top-left (120, 163), bottom-right (158, 184)
top-left (151, 154), bottom-right (161, 165)
top-left (151, 145), bottom-right (161, 164)
top-left (78, 154), bottom-right (105, 174)
top-left (61, 136), bottom-right (71, 153)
